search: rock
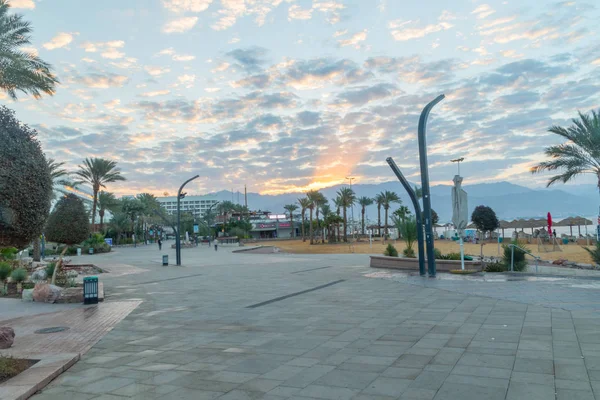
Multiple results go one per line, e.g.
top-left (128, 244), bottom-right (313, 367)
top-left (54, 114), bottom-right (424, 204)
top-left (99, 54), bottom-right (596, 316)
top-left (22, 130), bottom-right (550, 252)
top-left (553, 259), bottom-right (567, 265)
top-left (0, 327), bottom-right (15, 349)
top-left (56, 287), bottom-right (83, 303)
top-left (22, 289), bottom-right (34, 302)
top-left (31, 269), bottom-right (47, 283)
top-left (32, 283), bottom-right (62, 303)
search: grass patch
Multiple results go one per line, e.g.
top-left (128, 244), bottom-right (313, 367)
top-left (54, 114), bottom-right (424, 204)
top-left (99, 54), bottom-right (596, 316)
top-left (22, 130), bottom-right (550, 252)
top-left (0, 356), bottom-right (38, 384)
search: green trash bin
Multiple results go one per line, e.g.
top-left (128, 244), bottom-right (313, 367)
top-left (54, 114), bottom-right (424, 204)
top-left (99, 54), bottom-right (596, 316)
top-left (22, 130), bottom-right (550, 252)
top-left (562, 238), bottom-right (569, 245)
top-left (83, 276), bottom-right (98, 305)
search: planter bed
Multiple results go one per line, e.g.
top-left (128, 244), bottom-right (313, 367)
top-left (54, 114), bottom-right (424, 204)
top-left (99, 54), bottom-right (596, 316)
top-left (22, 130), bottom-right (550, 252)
top-left (370, 255), bottom-right (483, 272)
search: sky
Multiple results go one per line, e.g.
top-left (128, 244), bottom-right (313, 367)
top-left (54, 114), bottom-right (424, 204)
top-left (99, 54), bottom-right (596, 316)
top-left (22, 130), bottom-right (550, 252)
top-left (4, 0), bottom-right (600, 196)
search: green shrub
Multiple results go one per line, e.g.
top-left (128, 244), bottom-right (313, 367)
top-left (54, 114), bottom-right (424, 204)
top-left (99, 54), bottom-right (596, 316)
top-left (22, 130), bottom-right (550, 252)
top-left (485, 262), bottom-right (507, 272)
top-left (45, 262), bottom-right (55, 278)
top-left (403, 247), bottom-right (416, 258)
top-left (0, 247), bottom-right (18, 260)
top-left (0, 262), bottom-right (11, 282)
top-left (433, 248), bottom-right (442, 259)
top-left (439, 252), bottom-right (462, 260)
top-left (22, 282), bottom-right (34, 289)
top-left (384, 243), bottom-right (398, 257)
top-left (46, 194), bottom-right (90, 247)
top-left (583, 243), bottom-right (600, 266)
top-left (10, 268), bottom-right (27, 283)
top-left (83, 233), bottom-right (105, 247)
top-left (502, 240), bottom-right (528, 271)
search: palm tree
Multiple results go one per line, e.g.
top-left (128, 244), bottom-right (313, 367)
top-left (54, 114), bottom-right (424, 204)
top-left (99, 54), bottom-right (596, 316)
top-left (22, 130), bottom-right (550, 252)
top-left (306, 190), bottom-right (319, 244)
top-left (74, 158), bottom-right (126, 230)
top-left (0, 0), bottom-right (59, 100)
top-left (314, 193), bottom-right (327, 243)
top-left (334, 196), bottom-right (342, 242)
top-left (358, 196), bottom-right (373, 235)
top-left (394, 206), bottom-right (411, 224)
top-left (284, 204), bottom-right (298, 238)
top-left (382, 191), bottom-right (401, 242)
top-left (320, 203), bottom-right (331, 243)
top-left (337, 187), bottom-right (356, 242)
top-left (137, 193), bottom-right (160, 241)
top-left (298, 197), bottom-right (311, 242)
top-left (97, 191), bottom-right (118, 233)
top-left (375, 193), bottom-right (384, 238)
top-left (531, 110), bottom-right (600, 192)
top-left (217, 201), bottom-right (235, 234)
top-left (109, 212), bottom-right (130, 245)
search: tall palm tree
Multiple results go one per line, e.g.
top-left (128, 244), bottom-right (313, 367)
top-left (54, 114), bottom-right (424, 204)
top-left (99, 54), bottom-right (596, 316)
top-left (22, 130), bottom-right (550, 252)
top-left (298, 197), bottom-right (311, 242)
top-left (382, 191), bottom-right (401, 242)
top-left (217, 200), bottom-right (235, 234)
top-left (531, 110), bottom-right (600, 192)
top-left (137, 193), bottom-right (160, 241)
top-left (306, 190), bottom-right (319, 244)
top-left (320, 202), bottom-right (331, 243)
top-left (358, 196), bottom-right (373, 235)
top-left (394, 206), bottom-right (411, 224)
top-left (284, 204), bottom-right (298, 238)
top-left (314, 192), bottom-right (327, 243)
top-left (97, 191), bottom-right (118, 233)
top-left (74, 158), bottom-right (126, 230)
top-left (334, 196), bottom-right (342, 242)
top-left (375, 193), bottom-right (384, 238)
top-left (337, 187), bottom-right (356, 242)
top-left (0, 0), bottom-right (59, 100)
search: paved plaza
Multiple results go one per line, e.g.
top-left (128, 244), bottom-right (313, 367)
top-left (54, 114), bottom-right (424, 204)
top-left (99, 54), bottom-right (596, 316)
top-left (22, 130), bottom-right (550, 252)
top-left (9, 242), bottom-right (600, 400)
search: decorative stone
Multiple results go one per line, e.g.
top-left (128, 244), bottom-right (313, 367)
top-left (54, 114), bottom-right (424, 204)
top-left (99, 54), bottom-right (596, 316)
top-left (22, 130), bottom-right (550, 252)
top-left (32, 283), bottom-right (62, 303)
top-left (31, 269), bottom-right (47, 283)
top-left (22, 288), bottom-right (34, 302)
top-left (57, 287), bottom-right (83, 303)
top-left (0, 327), bottom-right (15, 349)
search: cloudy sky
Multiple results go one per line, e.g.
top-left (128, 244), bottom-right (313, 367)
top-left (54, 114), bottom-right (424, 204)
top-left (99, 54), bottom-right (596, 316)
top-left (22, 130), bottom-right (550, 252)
top-left (5, 0), bottom-right (600, 196)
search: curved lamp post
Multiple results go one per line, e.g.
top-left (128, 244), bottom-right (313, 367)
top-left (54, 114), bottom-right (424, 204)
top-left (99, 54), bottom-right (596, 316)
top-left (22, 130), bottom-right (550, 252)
top-left (386, 157), bottom-right (426, 276)
top-left (418, 94), bottom-right (445, 277)
top-left (176, 175), bottom-right (200, 266)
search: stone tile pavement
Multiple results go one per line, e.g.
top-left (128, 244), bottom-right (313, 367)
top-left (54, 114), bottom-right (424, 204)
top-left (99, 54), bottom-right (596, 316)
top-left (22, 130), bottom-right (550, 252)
top-left (25, 245), bottom-right (600, 399)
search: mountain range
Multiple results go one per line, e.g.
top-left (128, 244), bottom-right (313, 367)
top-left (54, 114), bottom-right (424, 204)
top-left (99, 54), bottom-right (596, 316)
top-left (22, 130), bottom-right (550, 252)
top-left (207, 181), bottom-right (598, 223)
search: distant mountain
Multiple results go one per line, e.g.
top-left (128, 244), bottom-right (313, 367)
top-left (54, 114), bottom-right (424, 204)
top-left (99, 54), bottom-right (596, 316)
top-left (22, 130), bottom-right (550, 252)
top-left (207, 181), bottom-right (597, 223)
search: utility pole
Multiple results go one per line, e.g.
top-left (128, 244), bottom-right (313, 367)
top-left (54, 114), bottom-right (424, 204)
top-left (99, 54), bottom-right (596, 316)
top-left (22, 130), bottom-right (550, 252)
top-left (346, 176), bottom-right (355, 236)
top-left (244, 185), bottom-right (247, 209)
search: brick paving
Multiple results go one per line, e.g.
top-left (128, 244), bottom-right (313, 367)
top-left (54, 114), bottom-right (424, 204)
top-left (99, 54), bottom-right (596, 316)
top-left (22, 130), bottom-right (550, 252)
top-left (22, 245), bottom-right (600, 399)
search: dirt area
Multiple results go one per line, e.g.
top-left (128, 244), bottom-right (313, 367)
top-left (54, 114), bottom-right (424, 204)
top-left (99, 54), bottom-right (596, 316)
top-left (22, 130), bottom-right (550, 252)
top-left (261, 239), bottom-right (596, 264)
top-left (0, 357), bottom-right (37, 384)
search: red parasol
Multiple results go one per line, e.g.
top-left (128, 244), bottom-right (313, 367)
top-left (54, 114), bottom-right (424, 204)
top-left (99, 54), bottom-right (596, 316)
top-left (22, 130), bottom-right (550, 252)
top-left (547, 212), bottom-right (552, 237)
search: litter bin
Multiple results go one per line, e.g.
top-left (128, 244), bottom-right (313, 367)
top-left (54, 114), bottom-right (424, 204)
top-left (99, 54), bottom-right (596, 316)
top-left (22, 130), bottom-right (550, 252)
top-left (498, 237), bottom-right (503, 243)
top-left (88, 247), bottom-right (94, 255)
top-left (162, 255), bottom-right (168, 266)
top-left (77, 248), bottom-right (81, 256)
top-left (562, 238), bottom-right (569, 245)
top-left (83, 276), bottom-right (98, 304)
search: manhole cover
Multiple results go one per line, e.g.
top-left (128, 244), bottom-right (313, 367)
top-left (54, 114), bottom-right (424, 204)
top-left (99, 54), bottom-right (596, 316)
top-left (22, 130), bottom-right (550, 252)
top-left (34, 327), bottom-right (70, 334)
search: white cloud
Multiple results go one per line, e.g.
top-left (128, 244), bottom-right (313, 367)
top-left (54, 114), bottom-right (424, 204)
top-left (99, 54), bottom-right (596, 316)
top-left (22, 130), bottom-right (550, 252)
top-left (80, 40), bottom-right (125, 59)
top-left (472, 4), bottom-right (495, 19)
top-left (211, 62), bottom-right (230, 73)
top-left (288, 4), bottom-right (313, 21)
top-left (42, 32), bottom-right (77, 50)
top-left (101, 48), bottom-right (125, 59)
top-left (175, 74), bottom-right (196, 88)
top-left (389, 20), bottom-right (453, 41)
top-left (10, 0), bottom-right (35, 9)
top-left (162, 0), bottom-right (213, 13)
top-left (205, 87), bottom-right (221, 92)
top-left (229, 37), bottom-right (240, 43)
top-left (338, 30), bottom-right (367, 48)
top-left (173, 54), bottom-right (195, 61)
top-left (110, 57), bottom-right (138, 69)
top-left (157, 48), bottom-right (176, 56)
top-left (139, 90), bottom-right (171, 97)
top-left (163, 16), bottom-right (198, 33)
top-left (145, 66), bottom-right (171, 76)
top-left (75, 74), bottom-right (128, 89)
top-left (104, 99), bottom-right (121, 109)
top-left (81, 57), bottom-right (96, 63)
top-left (333, 29), bottom-right (347, 37)
top-left (20, 47), bottom-right (38, 56)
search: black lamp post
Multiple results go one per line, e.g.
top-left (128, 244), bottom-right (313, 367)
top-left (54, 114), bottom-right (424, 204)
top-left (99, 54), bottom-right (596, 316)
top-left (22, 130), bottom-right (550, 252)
top-left (176, 175), bottom-right (199, 266)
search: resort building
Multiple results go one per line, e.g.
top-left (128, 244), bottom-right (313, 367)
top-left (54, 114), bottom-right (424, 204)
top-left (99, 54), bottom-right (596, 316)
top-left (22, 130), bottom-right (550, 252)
top-left (156, 195), bottom-right (219, 218)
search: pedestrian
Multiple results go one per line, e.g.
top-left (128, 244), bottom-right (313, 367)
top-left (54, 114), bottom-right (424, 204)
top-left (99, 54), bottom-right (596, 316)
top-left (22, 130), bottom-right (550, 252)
top-left (553, 229), bottom-right (557, 239)
top-left (208, 237), bottom-right (211, 247)
top-left (158, 238), bottom-right (162, 250)
top-left (214, 241), bottom-right (218, 251)
top-left (195, 236), bottom-right (199, 247)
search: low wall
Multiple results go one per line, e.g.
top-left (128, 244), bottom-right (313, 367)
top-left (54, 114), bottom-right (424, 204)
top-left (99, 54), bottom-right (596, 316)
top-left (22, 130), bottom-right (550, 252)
top-left (370, 256), bottom-right (482, 272)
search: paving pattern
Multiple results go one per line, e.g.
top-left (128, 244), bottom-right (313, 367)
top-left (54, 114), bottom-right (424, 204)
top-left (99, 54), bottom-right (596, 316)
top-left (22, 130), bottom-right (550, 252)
top-left (25, 244), bottom-right (600, 400)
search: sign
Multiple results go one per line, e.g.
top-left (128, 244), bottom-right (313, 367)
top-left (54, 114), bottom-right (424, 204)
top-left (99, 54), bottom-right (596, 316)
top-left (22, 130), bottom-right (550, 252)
top-left (104, 238), bottom-right (113, 246)
top-left (278, 222), bottom-right (291, 228)
top-left (268, 214), bottom-right (286, 220)
top-left (255, 223), bottom-right (276, 229)
top-left (193, 224), bottom-right (199, 233)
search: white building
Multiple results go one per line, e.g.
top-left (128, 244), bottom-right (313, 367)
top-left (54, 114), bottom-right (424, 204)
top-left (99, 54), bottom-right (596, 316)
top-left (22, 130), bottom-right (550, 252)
top-left (156, 195), bottom-right (219, 217)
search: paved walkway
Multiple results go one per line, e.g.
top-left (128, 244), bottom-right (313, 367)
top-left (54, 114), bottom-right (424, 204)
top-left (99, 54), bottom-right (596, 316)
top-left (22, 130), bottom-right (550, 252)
top-left (27, 244), bottom-right (600, 400)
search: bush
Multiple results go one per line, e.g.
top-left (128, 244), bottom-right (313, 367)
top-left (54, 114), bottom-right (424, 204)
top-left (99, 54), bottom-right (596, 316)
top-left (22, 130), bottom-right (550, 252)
top-left (46, 194), bottom-right (89, 247)
top-left (403, 247), bottom-right (416, 258)
top-left (502, 240), bottom-right (528, 272)
top-left (0, 262), bottom-right (11, 282)
top-left (0, 107), bottom-right (53, 250)
top-left (583, 243), bottom-right (600, 266)
top-left (10, 268), bottom-right (27, 283)
top-left (485, 261), bottom-right (508, 272)
top-left (45, 262), bottom-right (55, 278)
top-left (434, 249), bottom-right (462, 260)
top-left (83, 233), bottom-right (105, 247)
top-left (0, 247), bottom-right (18, 260)
top-left (82, 242), bottom-right (111, 254)
top-left (384, 243), bottom-right (398, 257)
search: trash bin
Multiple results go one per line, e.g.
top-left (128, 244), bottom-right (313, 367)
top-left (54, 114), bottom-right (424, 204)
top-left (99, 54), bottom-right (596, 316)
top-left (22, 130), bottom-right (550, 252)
top-left (83, 276), bottom-right (98, 305)
top-left (162, 255), bottom-right (168, 266)
top-left (498, 237), bottom-right (503, 243)
top-left (88, 247), bottom-right (94, 255)
top-left (562, 238), bottom-right (569, 245)
top-left (77, 248), bottom-right (81, 256)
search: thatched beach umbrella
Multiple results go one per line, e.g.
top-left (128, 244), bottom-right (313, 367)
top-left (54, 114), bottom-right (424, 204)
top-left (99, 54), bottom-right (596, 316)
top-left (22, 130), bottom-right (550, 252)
top-left (555, 216), bottom-right (593, 237)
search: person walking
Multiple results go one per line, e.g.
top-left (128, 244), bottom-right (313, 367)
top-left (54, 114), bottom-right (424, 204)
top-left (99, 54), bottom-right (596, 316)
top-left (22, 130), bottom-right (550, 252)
top-left (214, 240), bottom-right (218, 251)
top-left (158, 238), bottom-right (162, 250)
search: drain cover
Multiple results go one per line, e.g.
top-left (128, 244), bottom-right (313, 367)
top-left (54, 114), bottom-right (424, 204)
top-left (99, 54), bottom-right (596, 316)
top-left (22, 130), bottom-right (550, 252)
top-left (34, 327), bottom-right (70, 334)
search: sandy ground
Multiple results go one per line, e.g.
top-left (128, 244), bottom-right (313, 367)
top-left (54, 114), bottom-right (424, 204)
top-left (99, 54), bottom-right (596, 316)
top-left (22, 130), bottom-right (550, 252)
top-left (260, 238), bottom-right (596, 264)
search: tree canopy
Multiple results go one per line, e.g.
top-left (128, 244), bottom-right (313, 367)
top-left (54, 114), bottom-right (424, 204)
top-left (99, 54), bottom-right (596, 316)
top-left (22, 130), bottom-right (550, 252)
top-left (471, 205), bottom-right (499, 233)
top-left (0, 106), bottom-right (52, 249)
top-left (45, 194), bottom-right (89, 245)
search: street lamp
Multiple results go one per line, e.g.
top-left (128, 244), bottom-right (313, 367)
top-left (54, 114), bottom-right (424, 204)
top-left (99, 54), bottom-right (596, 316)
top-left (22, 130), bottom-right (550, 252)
top-left (450, 157), bottom-right (464, 175)
top-left (346, 176), bottom-right (355, 235)
top-left (176, 175), bottom-right (200, 266)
